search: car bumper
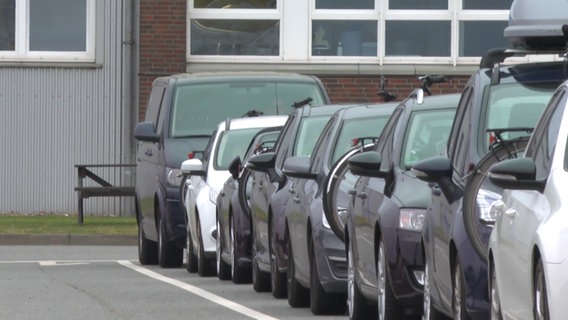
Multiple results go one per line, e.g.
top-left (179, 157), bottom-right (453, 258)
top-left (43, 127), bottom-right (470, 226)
top-left (314, 225), bottom-right (348, 293)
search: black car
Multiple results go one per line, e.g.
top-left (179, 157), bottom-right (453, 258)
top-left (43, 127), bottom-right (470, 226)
top-left (281, 103), bottom-right (395, 315)
top-left (325, 90), bottom-right (459, 319)
top-left (411, 51), bottom-right (568, 319)
top-left (245, 103), bottom-right (350, 296)
top-left (134, 72), bottom-right (329, 268)
top-left (216, 126), bottom-right (282, 283)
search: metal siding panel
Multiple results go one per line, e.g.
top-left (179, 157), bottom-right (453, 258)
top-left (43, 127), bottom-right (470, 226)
top-left (0, 0), bottom-right (132, 216)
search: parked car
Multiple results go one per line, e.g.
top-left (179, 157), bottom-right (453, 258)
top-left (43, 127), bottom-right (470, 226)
top-left (410, 50), bottom-right (567, 319)
top-left (245, 103), bottom-right (349, 296)
top-left (324, 90), bottom-right (459, 319)
top-left (180, 115), bottom-right (288, 276)
top-left (216, 126), bottom-right (283, 283)
top-left (134, 72), bottom-right (329, 268)
top-left (487, 79), bottom-right (568, 320)
top-left (281, 103), bottom-right (395, 314)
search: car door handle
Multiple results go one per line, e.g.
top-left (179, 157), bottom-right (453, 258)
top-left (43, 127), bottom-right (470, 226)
top-left (144, 149), bottom-right (153, 157)
top-left (356, 192), bottom-right (367, 199)
top-left (504, 208), bottom-right (517, 218)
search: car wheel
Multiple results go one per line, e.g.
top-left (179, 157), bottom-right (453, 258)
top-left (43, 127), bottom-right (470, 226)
top-left (347, 239), bottom-right (374, 319)
top-left (158, 217), bottom-right (182, 268)
top-left (423, 257), bottom-right (444, 320)
top-left (216, 218), bottom-right (231, 280)
top-left (197, 216), bottom-right (215, 277)
top-left (231, 216), bottom-right (250, 284)
top-left (489, 260), bottom-right (503, 320)
top-left (185, 225), bottom-right (197, 273)
top-left (533, 258), bottom-right (550, 320)
top-left (453, 258), bottom-right (470, 320)
top-left (270, 223), bottom-right (287, 298)
top-left (286, 229), bottom-right (310, 308)
top-left (137, 217), bottom-right (158, 265)
top-left (252, 242), bottom-right (270, 292)
top-left (309, 239), bottom-right (346, 315)
top-left (377, 238), bottom-right (401, 319)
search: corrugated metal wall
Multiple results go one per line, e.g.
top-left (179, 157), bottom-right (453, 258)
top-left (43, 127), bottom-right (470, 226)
top-left (0, 1), bottom-right (135, 216)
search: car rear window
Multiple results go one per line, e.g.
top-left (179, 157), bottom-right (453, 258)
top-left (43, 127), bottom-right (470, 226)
top-left (170, 81), bottom-right (327, 137)
top-left (214, 128), bottom-right (265, 170)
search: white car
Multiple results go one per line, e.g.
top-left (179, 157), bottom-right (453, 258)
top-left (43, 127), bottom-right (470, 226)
top-left (487, 79), bottom-right (568, 320)
top-left (181, 115), bottom-right (288, 276)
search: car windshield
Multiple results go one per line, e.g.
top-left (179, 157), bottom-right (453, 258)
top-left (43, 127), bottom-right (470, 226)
top-left (482, 82), bottom-right (555, 149)
top-left (170, 81), bottom-right (327, 137)
top-left (401, 109), bottom-right (456, 168)
top-left (329, 116), bottom-right (389, 166)
top-left (293, 116), bottom-right (331, 157)
top-left (214, 127), bottom-right (266, 170)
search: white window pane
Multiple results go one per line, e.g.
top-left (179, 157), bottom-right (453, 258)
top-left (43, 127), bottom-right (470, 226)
top-left (0, 0), bottom-right (15, 50)
top-left (460, 21), bottom-right (509, 57)
top-left (386, 21), bottom-right (450, 56)
top-left (190, 19), bottom-right (279, 55)
top-left (389, 0), bottom-right (447, 10)
top-left (462, 0), bottom-right (512, 10)
top-left (29, 0), bottom-right (86, 51)
top-left (194, 0), bottom-right (277, 9)
top-left (312, 20), bottom-right (377, 56)
top-left (316, 0), bottom-right (374, 9)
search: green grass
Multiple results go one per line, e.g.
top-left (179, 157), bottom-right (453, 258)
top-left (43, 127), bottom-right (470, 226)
top-left (0, 215), bottom-right (137, 235)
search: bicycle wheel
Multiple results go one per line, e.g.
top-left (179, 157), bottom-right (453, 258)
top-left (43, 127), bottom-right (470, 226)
top-left (462, 137), bottom-right (529, 261)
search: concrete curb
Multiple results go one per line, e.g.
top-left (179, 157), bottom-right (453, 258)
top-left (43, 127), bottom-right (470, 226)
top-left (0, 234), bottom-right (137, 246)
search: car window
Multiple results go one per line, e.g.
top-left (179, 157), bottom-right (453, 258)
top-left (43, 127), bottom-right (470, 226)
top-left (214, 127), bottom-right (266, 170)
top-left (401, 109), bottom-right (455, 168)
top-left (482, 82), bottom-right (555, 148)
top-left (310, 115), bottom-right (338, 173)
top-left (169, 81), bottom-right (326, 137)
top-left (293, 116), bottom-right (331, 157)
top-left (329, 115), bottom-right (389, 166)
top-left (145, 84), bottom-right (166, 126)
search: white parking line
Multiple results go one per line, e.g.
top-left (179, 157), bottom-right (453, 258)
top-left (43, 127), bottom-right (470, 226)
top-left (118, 260), bottom-right (279, 320)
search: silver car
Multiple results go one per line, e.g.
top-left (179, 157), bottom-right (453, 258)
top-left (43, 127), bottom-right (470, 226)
top-left (487, 79), bottom-right (568, 320)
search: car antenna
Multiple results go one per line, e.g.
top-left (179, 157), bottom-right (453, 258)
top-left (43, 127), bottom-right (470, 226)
top-left (377, 75), bottom-right (397, 102)
top-left (418, 75), bottom-right (445, 96)
top-left (242, 110), bottom-right (264, 117)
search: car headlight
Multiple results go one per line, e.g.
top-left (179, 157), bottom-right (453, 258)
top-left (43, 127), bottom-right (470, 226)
top-left (399, 208), bottom-right (426, 231)
top-left (478, 189), bottom-right (501, 225)
top-left (209, 187), bottom-right (221, 205)
top-left (167, 167), bottom-right (183, 187)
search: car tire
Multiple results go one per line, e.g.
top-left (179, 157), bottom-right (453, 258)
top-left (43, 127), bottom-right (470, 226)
top-left (309, 239), bottom-right (346, 315)
top-left (216, 218), bottom-right (231, 280)
top-left (377, 237), bottom-right (401, 319)
top-left (158, 217), bottom-right (183, 268)
top-left (452, 257), bottom-right (470, 320)
top-left (423, 257), bottom-right (444, 320)
top-left (533, 258), bottom-right (550, 320)
top-left (197, 216), bottom-right (215, 277)
top-left (489, 260), bottom-right (503, 320)
top-left (287, 229), bottom-right (309, 308)
top-left (138, 216), bottom-right (158, 265)
top-left (270, 221), bottom-right (287, 298)
top-left (252, 244), bottom-right (270, 292)
top-left (347, 239), bottom-right (374, 319)
top-left (231, 216), bottom-right (250, 284)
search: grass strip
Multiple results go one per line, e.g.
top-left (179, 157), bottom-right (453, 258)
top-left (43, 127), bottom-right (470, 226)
top-left (0, 215), bottom-right (137, 235)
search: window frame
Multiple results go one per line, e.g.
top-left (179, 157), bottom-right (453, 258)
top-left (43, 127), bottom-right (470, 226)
top-left (0, 0), bottom-right (96, 62)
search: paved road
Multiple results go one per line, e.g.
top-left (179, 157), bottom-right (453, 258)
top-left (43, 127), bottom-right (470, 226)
top-left (0, 245), bottom-right (348, 320)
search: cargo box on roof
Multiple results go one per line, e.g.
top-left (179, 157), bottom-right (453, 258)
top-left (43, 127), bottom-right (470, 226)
top-left (504, 0), bottom-right (568, 51)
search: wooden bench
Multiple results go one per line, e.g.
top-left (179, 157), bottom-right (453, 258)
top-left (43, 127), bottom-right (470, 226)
top-left (75, 164), bottom-right (136, 225)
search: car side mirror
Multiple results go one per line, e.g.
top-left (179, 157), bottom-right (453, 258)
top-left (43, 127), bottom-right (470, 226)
top-left (245, 152), bottom-right (276, 172)
top-left (412, 156), bottom-right (461, 202)
top-left (488, 157), bottom-right (545, 192)
top-left (134, 121), bottom-right (160, 142)
top-left (181, 158), bottom-right (206, 177)
top-left (282, 156), bottom-right (317, 180)
top-left (347, 151), bottom-right (388, 178)
top-left (228, 156), bottom-right (242, 180)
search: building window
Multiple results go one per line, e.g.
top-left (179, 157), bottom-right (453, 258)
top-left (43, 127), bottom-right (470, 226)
top-left (188, 0), bottom-right (514, 66)
top-left (0, 0), bottom-right (95, 62)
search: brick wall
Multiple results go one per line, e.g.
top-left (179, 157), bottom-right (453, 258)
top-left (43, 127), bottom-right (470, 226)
top-left (139, 0), bottom-right (187, 121)
top-left (318, 75), bottom-right (469, 104)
